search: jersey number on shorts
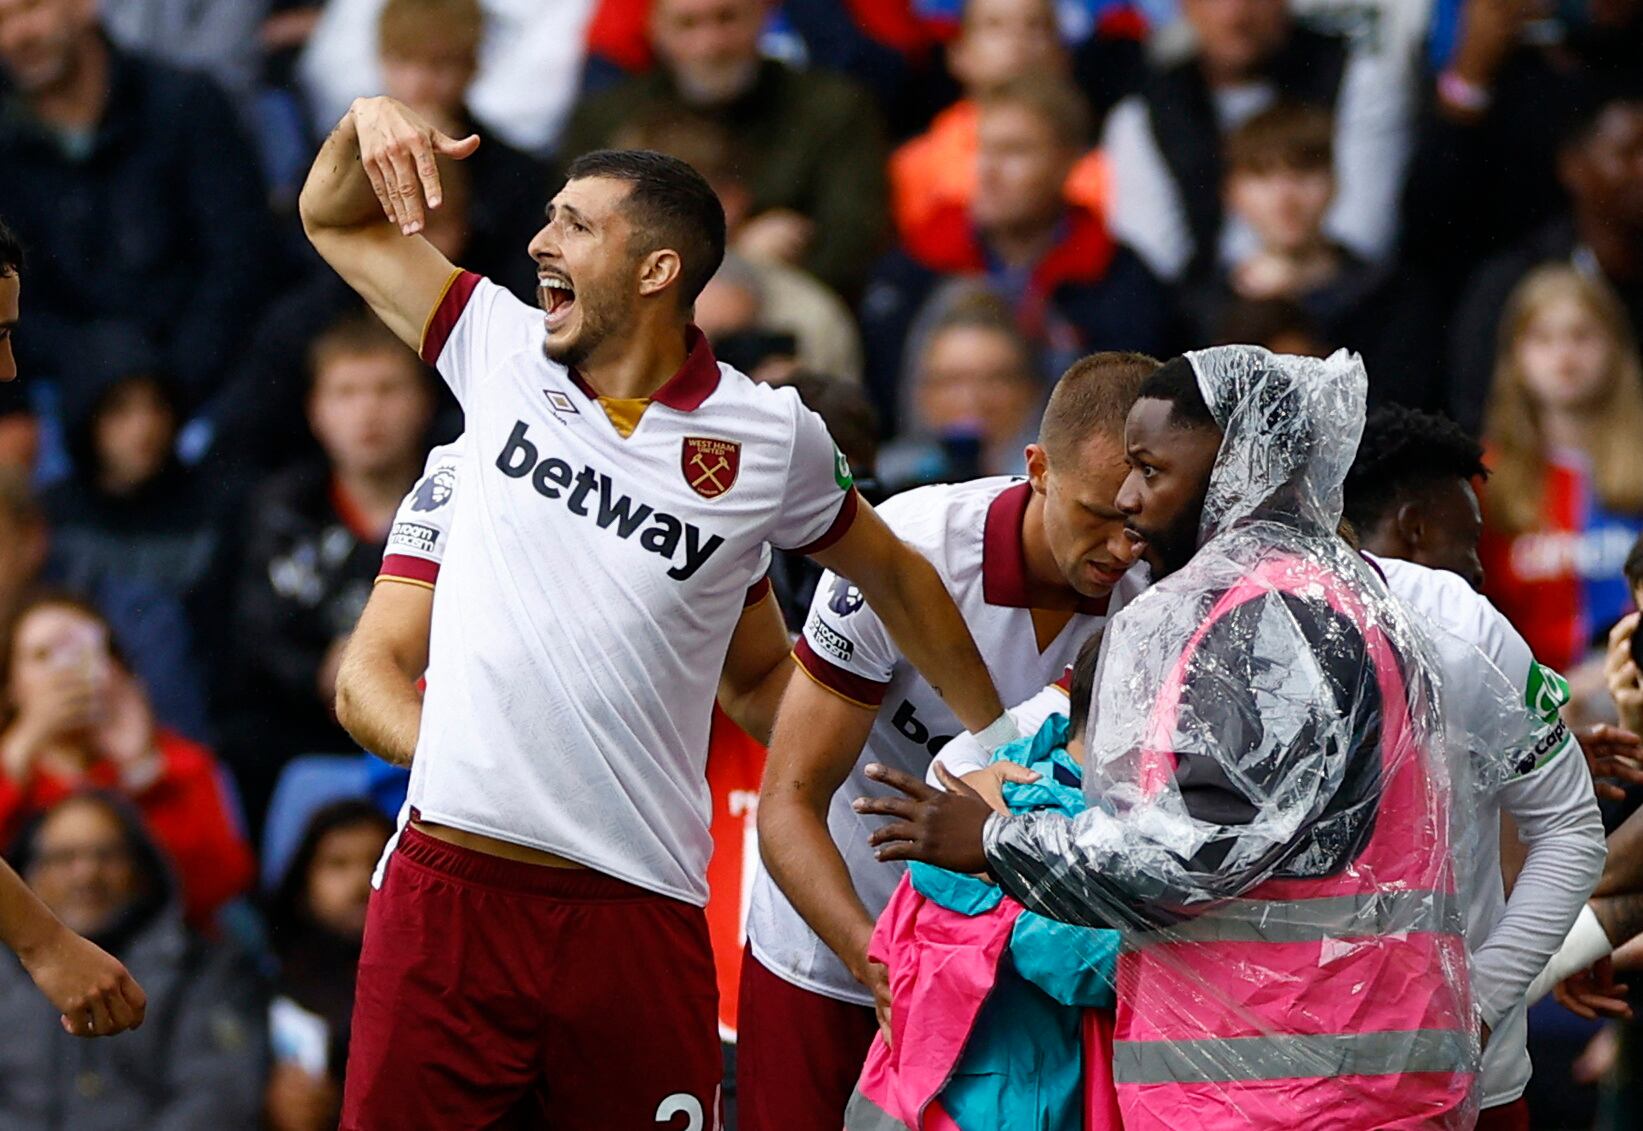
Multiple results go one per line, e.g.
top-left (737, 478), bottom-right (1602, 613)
top-left (655, 1089), bottom-right (719, 1130)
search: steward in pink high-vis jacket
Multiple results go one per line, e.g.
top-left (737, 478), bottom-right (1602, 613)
top-left (864, 348), bottom-right (1481, 1129)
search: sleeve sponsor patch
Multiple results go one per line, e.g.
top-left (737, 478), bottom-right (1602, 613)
top-left (808, 618), bottom-right (855, 664)
top-left (388, 521), bottom-right (440, 555)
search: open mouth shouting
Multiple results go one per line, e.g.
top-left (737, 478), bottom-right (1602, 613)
top-left (539, 273), bottom-right (577, 333)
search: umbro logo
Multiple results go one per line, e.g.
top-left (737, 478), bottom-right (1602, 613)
top-left (544, 389), bottom-right (580, 419)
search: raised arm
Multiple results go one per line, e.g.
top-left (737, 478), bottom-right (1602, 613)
top-left (298, 97), bottom-right (480, 350)
top-left (811, 504), bottom-right (1005, 735)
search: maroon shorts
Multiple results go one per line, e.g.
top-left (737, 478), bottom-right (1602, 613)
top-left (341, 826), bottom-right (721, 1130)
top-left (735, 946), bottom-right (878, 1131)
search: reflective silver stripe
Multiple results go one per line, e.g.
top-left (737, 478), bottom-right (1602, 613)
top-left (1112, 1028), bottom-right (1473, 1085)
top-left (1129, 889), bottom-right (1464, 947)
top-left (843, 1088), bottom-right (915, 1131)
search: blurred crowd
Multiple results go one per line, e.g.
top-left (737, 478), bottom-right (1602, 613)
top-left (0, 0), bottom-right (1640, 1127)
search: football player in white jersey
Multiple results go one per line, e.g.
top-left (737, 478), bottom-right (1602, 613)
top-left (928, 402), bottom-right (1609, 1129)
top-left (746, 353), bottom-right (1159, 1130)
top-left (299, 96), bottom-right (1014, 1129)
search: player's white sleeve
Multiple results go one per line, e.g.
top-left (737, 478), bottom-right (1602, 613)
top-left (1462, 603), bottom-right (1607, 1027)
top-left (418, 272), bottom-right (541, 406)
top-left (1475, 741), bottom-right (1607, 1027)
top-left (769, 391), bottom-right (858, 554)
top-left (379, 440), bottom-right (465, 586)
top-left (792, 567), bottom-right (898, 709)
top-left (928, 680), bottom-right (1072, 786)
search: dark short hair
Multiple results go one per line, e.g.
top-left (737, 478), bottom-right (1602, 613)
top-left (0, 216), bottom-right (22, 277)
top-left (1343, 404), bottom-right (1488, 533)
top-left (1066, 627), bottom-right (1104, 741)
top-left (1039, 352), bottom-right (1161, 462)
top-left (1213, 296), bottom-right (1328, 354)
top-left (1136, 355), bottom-right (1216, 431)
top-left (564, 149), bottom-right (727, 307)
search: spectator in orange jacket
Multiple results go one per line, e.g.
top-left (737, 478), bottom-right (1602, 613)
top-left (891, 0), bottom-right (1110, 243)
top-left (0, 594), bottom-right (253, 931)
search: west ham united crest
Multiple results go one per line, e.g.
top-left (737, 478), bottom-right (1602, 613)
top-left (682, 436), bottom-right (740, 499)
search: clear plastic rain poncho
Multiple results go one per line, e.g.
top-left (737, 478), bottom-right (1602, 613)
top-left (981, 347), bottom-right (1526, 1129)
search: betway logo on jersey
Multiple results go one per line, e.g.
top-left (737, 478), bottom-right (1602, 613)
top-left (496, 421), bottom-right (724, 581)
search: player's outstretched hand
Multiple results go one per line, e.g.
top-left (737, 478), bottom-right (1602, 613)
top-left (349, 96), bottom-right (480, 237)
top-left (1555, 956), bottom-right (1632, 1022)
top-left (1575, 723), bottom-right (1643, 803)
top-left (21, 923), bottom-right (147, 1037)
top-left (855, 763), bottom-right (992, 875)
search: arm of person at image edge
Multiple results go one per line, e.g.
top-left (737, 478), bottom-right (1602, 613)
top-left (0, 861), bottom-right (146, 1038)
top-left (862, 592), bottom-right (1376, 927)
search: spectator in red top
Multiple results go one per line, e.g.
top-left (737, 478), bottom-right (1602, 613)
top-left (1480, 265), bottom-right (1643, 706)
top-left (862, 73), bottom-right (1173, 430)
top-left (0, 594), bottom-right (253, 931)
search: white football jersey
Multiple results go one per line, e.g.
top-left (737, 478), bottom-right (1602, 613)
top-left (746, 477), bottom-right (1147, 1004)
top-left (410, 272), bottom-right (856, 905)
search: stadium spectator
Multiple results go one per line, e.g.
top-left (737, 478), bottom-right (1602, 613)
top-left (613, 109), bottom-right (866, 384)
top-left (99, 0), bottom-right (270, 124)
top-left (1605, 536), bottom-right (1643, 736)
top-left (1403, 0), bottom-right (1643, 280)
top-left (862, 74), bottom-right (1172, 427)
top-left (43, 363), bottom-right (227, 633)
top-left (0, 595), bottom-right (253, 931)
top-left (0, 221), bottom-right (33, 471)
top-left (1479, 266), bottom-right (1643, 682)
top-left (0, 792), bottom-right (266, 1128)
top-left (1101, 0), bottom-right (1411, 284)
top-left (877, 289), bottom-right (1044, 492)
top-left (888, 0), bottom-right (1109, 242)
top-left (221, 313), bottom-right (435, 827)
top-left (0, 0), bottom-right (273, 407)
top-left (1184, 104), bottom-right (1382, 348)
top-left (1449, 91), bottom-right (1643, 432)
top-left (299, 0), bottom-right (596, 154)
top-left (0, 469), bottom-right (209, 739)
top-left (559, 0), bottom-right (891, 295)
top-left (375, 0), bottom-right (553, 301)
top-left (265, 800), bottom-right (393, 1131)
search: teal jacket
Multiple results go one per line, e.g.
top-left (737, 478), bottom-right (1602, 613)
top-left (907, 715), bottom-right (1120, 1130)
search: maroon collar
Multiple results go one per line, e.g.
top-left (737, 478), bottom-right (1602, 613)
top-left (981, 481), bottom-right (1110, 615)
top-left (567, 325), bottom-right (721, 410)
